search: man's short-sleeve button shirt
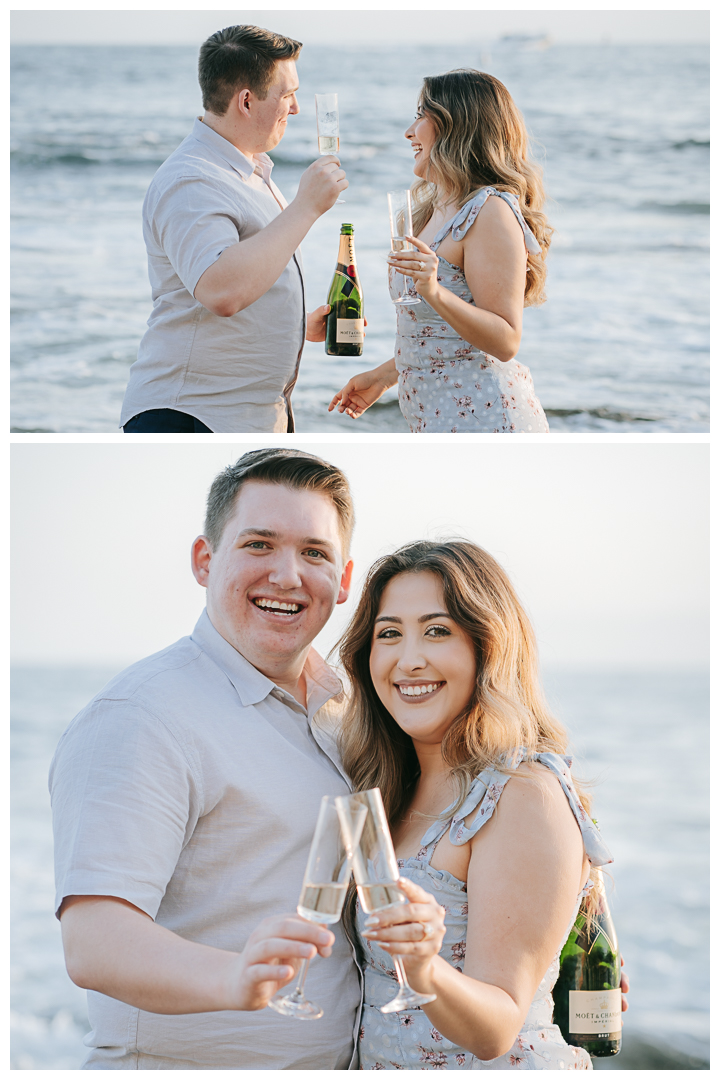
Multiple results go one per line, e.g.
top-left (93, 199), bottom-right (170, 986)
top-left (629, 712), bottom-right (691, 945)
top-left (49, 610), bottom-right (360, 1070)
top-left (120, 119), bottom-right (306, 434)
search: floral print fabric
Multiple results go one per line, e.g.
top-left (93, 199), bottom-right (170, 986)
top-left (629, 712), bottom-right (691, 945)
top-left (391, 188), bottom-right (549, 433)
top-left (358, 750), bottom-right (613, 1070)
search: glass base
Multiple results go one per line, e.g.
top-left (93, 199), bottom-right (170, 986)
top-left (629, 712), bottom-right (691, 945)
top-left (393, 296), bottom-right (421, 306)
top-left (380, 988), bottom-right (437, 1013)
top-left (267, 993), bottom-right (324, 1020)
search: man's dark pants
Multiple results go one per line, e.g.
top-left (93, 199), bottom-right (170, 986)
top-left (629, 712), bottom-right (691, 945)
top-left (123, 409), bottom-right (213, 433)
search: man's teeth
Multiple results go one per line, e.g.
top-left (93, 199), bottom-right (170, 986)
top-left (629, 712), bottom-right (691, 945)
top-left (254, 599), bottom-right (301, 612)
top-left (398, 683), bottom-right (441, 697)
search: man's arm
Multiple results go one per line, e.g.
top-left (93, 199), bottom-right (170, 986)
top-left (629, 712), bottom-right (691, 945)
top-left (194, 156), bottom-right (347, 317)
top-left (60, 895), bottom-right (334, 1014)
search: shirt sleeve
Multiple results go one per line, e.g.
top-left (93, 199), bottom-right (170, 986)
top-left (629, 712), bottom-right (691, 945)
top-left (148, 174), bottom-right (245, 297)
top-left (49, 698), bottom-right (202, 920)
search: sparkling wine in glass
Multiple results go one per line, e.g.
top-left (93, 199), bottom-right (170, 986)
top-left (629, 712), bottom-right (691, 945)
top-left (268, 795), bottom-right (366, 1020)
top-left (336, 788), bottom-right (437, 1014)
top-left (316, 92), bottom-right (344, 203)
top-left (388, 189), bottom-right (421, 306)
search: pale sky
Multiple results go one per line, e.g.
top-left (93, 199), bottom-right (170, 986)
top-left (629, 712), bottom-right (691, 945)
top-left (11, 441), bottom-right (709, 671)
top-left (9, 8), bottom-right (710, 46)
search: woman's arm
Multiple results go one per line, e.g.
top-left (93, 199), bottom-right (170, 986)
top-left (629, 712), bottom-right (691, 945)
top-left (387, 196), bottom-right (527, 362)
top-left (365, 767), bottom-right (587, 1060)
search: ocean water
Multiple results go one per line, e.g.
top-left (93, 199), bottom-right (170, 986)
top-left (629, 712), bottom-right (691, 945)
top-left (10, 42), bottom-right (709, 433)
top-left (10, 665), bottom-right (709, 1069)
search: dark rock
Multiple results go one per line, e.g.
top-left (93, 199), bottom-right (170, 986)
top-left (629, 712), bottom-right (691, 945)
top-left (593, 1031), bottom-right (709, 1070)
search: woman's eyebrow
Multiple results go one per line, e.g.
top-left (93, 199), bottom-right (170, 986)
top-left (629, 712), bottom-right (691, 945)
top-left (374, 612), bottom-right (450, 625)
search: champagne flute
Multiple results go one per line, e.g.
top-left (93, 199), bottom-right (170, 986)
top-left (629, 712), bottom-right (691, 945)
top-left (268, 795), bottom-right (366, 1020)
top-left (315, 92), bottom-right (345, 203)
top-left (388, 189), bottom-right (421, 306)
top-left (336, 788), bottom-right (437, 1014)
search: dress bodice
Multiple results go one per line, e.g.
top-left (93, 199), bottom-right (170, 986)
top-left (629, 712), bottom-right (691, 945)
top-left (390, 189), bottom-right (549, 434)
top-left (358, 750), bottom-right (613, 1070)
top-left (391, 186), bottom-right (541, 337)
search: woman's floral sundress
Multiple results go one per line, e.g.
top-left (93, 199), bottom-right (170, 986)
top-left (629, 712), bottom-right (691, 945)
top-left (391, 188), bottom-right (550, 433)
top-left (358, 750), bottom-right (614, 1070)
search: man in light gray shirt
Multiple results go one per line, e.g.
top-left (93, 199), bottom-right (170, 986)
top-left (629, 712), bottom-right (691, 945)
top-left (50, 449), bottom-right (361, 1068)
top-left (121, 26), bottom-right (347, 434)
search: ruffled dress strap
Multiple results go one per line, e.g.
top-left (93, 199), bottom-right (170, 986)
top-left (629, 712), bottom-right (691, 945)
top-left (416, 747), bottom-right (527, 856)
top-left (534, 751), bottom-right (614, 868)
top-left (432, 186), bottom-right (542, 255)
top-left (417, 748), bottom-right (614, 868)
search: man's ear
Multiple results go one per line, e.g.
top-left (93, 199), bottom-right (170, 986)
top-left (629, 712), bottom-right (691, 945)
top-left (191, 535), bottom-right (212, 587)
top-left (336, 559), bottom-right (354, 605)
top-left (236, 88), bottom-right (253, 118)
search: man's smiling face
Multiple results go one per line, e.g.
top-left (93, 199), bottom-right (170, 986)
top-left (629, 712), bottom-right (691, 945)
top-left (252, 59), bottom-right (300, 152)
top-left (192, 481), bottom-right (352, 682)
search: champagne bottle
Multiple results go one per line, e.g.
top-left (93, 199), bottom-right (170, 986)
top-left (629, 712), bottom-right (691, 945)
top-left (325, 223), bottom-right (364, 356)
top-left (552, 878), bottom-right (622, 1057)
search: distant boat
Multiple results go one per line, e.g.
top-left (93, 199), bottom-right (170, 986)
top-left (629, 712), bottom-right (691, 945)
top-left (498, 33), bottom-right (553, 51)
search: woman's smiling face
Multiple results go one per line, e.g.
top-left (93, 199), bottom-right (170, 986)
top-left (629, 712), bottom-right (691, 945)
top-left (405, 110), bottom-right (437, 180)
top-left (369, 571), bottom-right (477, 747)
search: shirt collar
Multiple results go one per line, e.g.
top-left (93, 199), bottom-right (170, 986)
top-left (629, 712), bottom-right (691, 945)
top-left (191, 117), bottom-right (275, 183)
top-left (190, 608), bottom-right (343, 716)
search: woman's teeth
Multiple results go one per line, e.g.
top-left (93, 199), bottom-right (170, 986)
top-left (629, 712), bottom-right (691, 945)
top-left (398, 683), bottom-right (441, 697)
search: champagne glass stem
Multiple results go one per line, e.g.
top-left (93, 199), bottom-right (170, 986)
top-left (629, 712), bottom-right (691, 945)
top-left (285, 957), bottom-right (311, 1003)
top-left (268, 954), bottom-right (323, 1018)
top-left (392, 954), bottom-right (413, 995)
top-left (379, 951), bottom-right (436, 1013)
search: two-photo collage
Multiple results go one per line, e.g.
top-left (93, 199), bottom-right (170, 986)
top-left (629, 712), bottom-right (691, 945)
top-left (10, 9), bottom-right (710, 1073)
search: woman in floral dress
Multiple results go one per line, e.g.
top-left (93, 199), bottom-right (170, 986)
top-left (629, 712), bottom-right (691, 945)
top-left (329, 71), bottom-right (551, 432)
top-left (336, 540), bottom-right (616, 1068)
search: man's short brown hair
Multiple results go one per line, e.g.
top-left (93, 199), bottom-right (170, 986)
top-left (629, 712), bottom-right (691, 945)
top-left (204, 448), bottom-right (355, 558)
top-left (198, 24), bottom-right (302, 116)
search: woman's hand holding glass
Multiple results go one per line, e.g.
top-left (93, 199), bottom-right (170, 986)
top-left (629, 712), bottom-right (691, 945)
top-left (336, 788), bottom-right (437, 1013)
top-left (361, 877), bottom-right (446, 991)
top-left (387, 235), bottom-right (441, 303)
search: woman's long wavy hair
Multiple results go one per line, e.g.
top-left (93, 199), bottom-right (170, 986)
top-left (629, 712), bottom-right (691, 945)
top-left (411, 70), bottom-right (553, 306)
top-left (336, 541), bottom-right (600, 920)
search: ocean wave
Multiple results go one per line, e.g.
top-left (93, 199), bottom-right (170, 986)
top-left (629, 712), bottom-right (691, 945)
top-left (672, 139), bottom-right (710, 149)
top-left (639, 200), bottom-right (709, 215)
top-left (12, 143), bottom-right (382, 171)
top-left (11, 149), bottom-right (168, 169)
top-left (545, 407), bottom-right (657, 423)
top-left (270, 144), bottom-right (382, 167)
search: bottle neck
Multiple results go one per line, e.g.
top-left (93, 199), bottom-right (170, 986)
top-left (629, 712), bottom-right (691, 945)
top-left (336, 233), bottom-right (356, 274)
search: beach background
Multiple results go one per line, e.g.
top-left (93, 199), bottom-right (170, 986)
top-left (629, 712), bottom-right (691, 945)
top-left (10, 11), bottom-right (709, 434)
top-left (10, 441), bottom-right (710, 1069)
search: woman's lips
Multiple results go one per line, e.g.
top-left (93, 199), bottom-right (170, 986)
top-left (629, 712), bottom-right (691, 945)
top-left (394, 681), bottom-right (445, 703)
